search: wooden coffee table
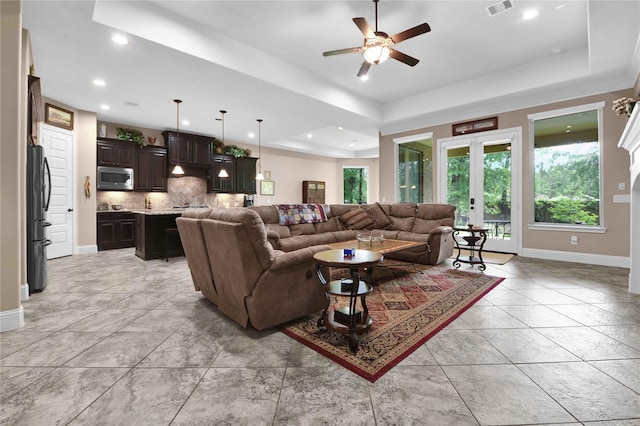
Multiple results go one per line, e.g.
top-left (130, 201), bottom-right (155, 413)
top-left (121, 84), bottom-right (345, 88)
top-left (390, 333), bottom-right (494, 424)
top-left (328, 238), bottom-right (425, 255)
top-left (313, 249), bottom-right (383, 352)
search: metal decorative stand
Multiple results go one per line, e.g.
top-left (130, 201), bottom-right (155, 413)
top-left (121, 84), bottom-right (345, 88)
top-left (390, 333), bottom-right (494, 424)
top-left (453, 225), bottom-right (489, 272)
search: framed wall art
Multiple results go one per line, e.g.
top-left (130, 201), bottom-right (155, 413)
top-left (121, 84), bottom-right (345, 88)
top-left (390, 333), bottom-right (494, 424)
top-left (260, 180), bottom-right (275, 196)
top-left (452, 116), bottom-right (497, 136)
top-left (45, 103), bottom-right (74, 130)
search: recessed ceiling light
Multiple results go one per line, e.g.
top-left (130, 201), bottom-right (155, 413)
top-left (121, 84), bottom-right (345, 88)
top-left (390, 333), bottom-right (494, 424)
top-left (349, 143), bottom-right (354, 148)
top-left (523, 9), bottom-right (539, 20)
top-left (92, 79), bottom-right (105, 87)
top-left (306, 134), bottom-right (312, 138)
top-left (248, 132), bottom-right (255, 138)
top-left (111, 34), bottom-right (129, 45)
top-left (338, 126), bottom-right (343, 130)
top-left (100, 104), bottom-right (110, 110)
top-left (181, 120), bottom-right (189, 126)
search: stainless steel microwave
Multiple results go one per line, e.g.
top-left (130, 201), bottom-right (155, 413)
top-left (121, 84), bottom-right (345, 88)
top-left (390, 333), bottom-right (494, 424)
top-left (97, 166), bottom-right (134, 191)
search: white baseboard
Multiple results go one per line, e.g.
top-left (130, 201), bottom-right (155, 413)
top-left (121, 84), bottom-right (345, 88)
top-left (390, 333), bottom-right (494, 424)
top-left (20, 283), bottom-right (29, 301)
top-left (0, 306), bottom-right (24, 332)
top-left (75, 245), bottom-right (98, 255)
top-left (520, 248), bottom-right (630, 268)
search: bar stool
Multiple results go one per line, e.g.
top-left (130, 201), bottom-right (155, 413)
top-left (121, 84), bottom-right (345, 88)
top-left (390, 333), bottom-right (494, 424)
top-left (164, 227), bottom-right (179, 262)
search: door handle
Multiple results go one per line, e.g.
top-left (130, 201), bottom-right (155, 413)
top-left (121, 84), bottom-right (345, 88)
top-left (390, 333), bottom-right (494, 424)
top-left (67, 208), bottom-right (74, 212)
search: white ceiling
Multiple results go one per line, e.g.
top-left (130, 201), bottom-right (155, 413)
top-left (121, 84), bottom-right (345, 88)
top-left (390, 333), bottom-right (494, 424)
top-left (21, 0), bottom-right (640, 158)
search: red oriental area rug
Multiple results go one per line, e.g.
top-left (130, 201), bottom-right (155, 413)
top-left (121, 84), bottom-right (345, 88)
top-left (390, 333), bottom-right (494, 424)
top-left (281, 263), bottom-right (504, 382)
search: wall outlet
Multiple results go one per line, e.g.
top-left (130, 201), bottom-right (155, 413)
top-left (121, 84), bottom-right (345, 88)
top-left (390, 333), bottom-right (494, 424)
top-left (571, 235), bottom-right (578, 245)
top-left (618, 182), bottom-right (626, 191)
top-left (382, 196), bottom-right (386, 202)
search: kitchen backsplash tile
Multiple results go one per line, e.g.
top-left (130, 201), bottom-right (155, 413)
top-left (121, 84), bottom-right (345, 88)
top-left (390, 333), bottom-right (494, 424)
top-left (96, 177), bottom-right (245, 210)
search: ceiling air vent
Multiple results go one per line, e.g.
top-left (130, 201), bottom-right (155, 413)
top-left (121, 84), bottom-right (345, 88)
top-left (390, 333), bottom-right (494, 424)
top-left (487, 0), bottom-right (514, 17)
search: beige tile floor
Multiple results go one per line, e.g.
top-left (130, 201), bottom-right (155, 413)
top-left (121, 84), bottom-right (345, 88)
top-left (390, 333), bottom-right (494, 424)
top-left (1, 249), bottom-right (639, 425)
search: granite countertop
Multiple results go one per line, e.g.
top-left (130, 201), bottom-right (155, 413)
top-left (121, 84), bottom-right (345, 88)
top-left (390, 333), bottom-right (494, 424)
top-left (97, 207), bottom-right (212, 215)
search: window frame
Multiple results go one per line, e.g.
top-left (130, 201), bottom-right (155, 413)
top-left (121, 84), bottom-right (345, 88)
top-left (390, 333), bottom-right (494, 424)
top-left (527, 101), bottom-right (606, 233)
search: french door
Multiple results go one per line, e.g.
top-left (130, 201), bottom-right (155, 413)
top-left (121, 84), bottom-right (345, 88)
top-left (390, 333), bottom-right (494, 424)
top-left (438, 128), bottom-right (520, 253)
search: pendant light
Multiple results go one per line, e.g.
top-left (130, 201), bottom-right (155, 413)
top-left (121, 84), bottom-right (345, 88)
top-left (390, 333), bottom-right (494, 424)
top-left (255, 119), bottom-right (264, 181)
top-left (171, 99), bottom-right (185, 175)
top-left (217, 110), bottom-right (229, 178)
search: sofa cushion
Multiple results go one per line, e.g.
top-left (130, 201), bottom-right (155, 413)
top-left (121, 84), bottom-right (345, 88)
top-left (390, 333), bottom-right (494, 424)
top-left (412, 204), bottom-right (456, 233)
top-left (314, 216), bottom-right (342, 233)
top-left (265, 223), bottom-right (291, 238)
top-left (276, 204), bottom-right (326, 225)
top-left (365, 202), bottom-right (392, 229)
top-left (340, 207), bottom-right (374, 230)
top-left (290, 223), bottom-right (316, 236)
top-left (388, 203), bottom-right (417, 231)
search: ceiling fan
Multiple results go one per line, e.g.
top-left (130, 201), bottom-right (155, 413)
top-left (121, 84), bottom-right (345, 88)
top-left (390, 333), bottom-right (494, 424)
top-left (322, 0), bottom-right (431, 78)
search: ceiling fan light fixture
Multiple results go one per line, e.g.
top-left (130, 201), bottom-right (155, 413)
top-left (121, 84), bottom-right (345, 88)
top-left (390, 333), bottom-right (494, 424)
top-left (363, 45), bottom-right (391, 64)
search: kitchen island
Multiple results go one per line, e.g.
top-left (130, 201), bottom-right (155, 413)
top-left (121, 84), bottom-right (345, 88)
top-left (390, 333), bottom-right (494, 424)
top-left (134, 209), bottom-right (185, 261)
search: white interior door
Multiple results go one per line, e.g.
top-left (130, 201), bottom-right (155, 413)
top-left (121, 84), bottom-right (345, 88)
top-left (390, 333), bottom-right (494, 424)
top-left (438, 128), bottom-right (520, 253)
top-left (39, 123), bottom-right (74, 259)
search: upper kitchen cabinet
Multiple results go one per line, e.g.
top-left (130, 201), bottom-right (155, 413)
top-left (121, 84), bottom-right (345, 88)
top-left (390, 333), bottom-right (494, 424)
top-left (208, 155), bottom-right (257, 194)
top-left (235, 157), bottom-right (258, 194)
top-left (97, 138), bottom-right (136, 168)
top-left (209, 154), bottom-right (235, 193)
top-left (135, 146), bottom-right (167, 192)
top-left (163, 131), bottom-right (213, 168)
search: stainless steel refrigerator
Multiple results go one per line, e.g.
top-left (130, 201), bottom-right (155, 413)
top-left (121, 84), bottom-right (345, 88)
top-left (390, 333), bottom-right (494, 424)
top-left (27, 144), bottom-right (51, 293)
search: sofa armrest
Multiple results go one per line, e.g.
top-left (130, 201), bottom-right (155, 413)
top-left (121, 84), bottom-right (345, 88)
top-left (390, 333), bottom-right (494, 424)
top-left (270, 245), bottom-right (331, 271)
top-left (266, 229), bottom-right (281, 249)
top-left (428, 225), bottom-right (454, 236)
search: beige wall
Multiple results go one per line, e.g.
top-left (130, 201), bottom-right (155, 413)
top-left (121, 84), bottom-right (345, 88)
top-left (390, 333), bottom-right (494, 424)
top-left (1, 1), bottom-right (26, 323)
top-left (76, 110), bottom-right (97, 248)
top-left (380, 91), bottom-right (633, 259)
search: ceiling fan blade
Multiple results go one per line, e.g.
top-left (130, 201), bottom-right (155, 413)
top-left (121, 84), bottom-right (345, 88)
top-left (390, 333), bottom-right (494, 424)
top-left (353, 17), bottom-right (375, 39)
top-left (389, 49), bottom-right (420, 67)
top-left (323, 47), bottom-right (362, 57)
top-left (357, 61), bottom-right (372, 77)
top-left (391, 22), bottom-right (431, 43)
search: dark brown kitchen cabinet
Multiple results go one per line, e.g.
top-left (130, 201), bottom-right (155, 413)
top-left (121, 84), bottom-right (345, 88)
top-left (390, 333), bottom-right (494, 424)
top-left (209, 154), bottom-right (235, 193)
top-left (208, 155), bottom-right (256, 194)
top-left (235, 157), bottom-right (258, 194)
top-left (135, 146), bottom-right (167, 192)
top-left (97, 138), bottom-right (136, 168)
top-left (97, 212), bottom-right (135, 250)
top-left (135, 213), bottom-right (183, 260)
top-left (163, 131), bottom-right (213, 168)
top-left (302, 180), bottom-right (325, 204)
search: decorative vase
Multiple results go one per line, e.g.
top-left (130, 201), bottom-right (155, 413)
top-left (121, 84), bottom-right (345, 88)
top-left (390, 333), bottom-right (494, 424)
top-left (98, 123), bottom-right (107, 138)
top-left (216, 146), bottom-right (223, 154)
top-left (148, 136), bottom-right (157, 145)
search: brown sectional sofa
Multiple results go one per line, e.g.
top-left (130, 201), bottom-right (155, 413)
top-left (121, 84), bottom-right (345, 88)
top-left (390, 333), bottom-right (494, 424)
top-left (176, 202), bottom-right (455, 331)
top-left (249, 203), bottom-right (456, 266)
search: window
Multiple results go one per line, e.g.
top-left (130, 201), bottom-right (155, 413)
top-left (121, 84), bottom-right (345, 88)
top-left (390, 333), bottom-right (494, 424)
top-left (529, 103), bottom-right (603, 228)
top-left (343, 167), bottom-right (368, 204)
top-left (397, 137), bottom-right (433, 203)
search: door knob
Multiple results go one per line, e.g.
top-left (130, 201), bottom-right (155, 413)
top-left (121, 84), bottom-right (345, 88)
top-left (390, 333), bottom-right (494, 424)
top-left (67, 208), bottom-right (74, 212)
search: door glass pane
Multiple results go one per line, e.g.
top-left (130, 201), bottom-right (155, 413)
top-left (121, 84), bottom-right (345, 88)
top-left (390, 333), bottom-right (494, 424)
top-left (483, 143), bottom-right (512, 240)
top-left (343, 167), bottom-right (367, 204)
top-left (446, 147), bottom-right (470, 227)
top-left (398, 139), bottom-right (432, 203)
